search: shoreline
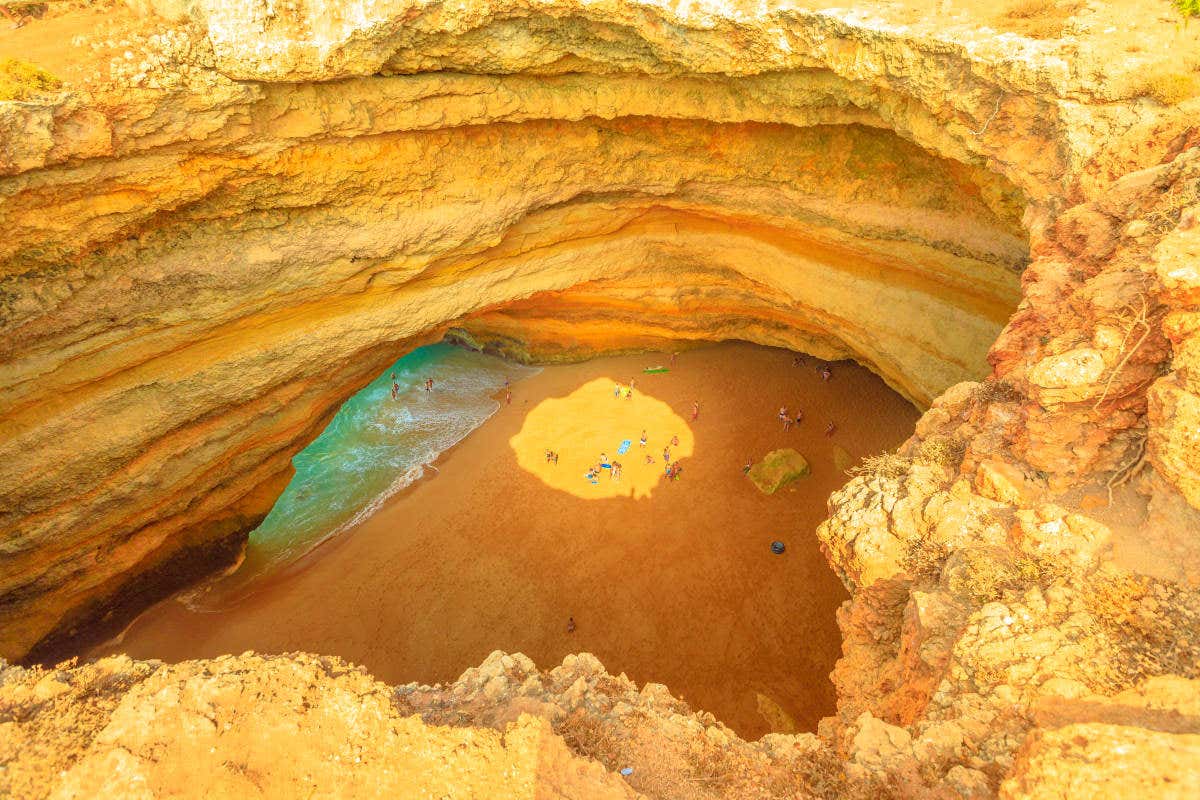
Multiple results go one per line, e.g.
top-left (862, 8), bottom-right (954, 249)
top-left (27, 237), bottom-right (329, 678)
top-left (95, 342), bottom-right (919, 740)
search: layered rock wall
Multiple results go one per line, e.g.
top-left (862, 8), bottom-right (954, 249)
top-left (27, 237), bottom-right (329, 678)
top-left (0, 0), bottom-right (1062, 660)
top-left (2, 1), bottom-right (1200, 797)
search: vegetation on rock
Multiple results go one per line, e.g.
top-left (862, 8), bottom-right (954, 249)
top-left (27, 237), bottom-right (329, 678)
top-left (748, 449), bottom-right (811, 494)
top-left (0, 59), bottom-right (61, 101)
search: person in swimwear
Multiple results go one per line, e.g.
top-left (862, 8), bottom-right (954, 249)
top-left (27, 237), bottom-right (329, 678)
top-left (640, 430), bottom-right (647, 448)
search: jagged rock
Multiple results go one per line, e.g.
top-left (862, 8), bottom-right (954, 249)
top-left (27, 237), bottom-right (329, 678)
top-left (2, 1), bottom-right (1200, 798)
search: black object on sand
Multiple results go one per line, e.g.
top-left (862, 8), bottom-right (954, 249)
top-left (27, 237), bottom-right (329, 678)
top-left (771, 541), bottom-right (786, 555)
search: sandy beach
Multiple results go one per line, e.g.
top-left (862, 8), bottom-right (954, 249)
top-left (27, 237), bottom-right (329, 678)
top-left (99, 342), bottom-right (919, 739)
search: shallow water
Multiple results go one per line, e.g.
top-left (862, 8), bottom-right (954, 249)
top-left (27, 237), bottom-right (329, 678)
top-left (183, 343), bottom-right (538, 608)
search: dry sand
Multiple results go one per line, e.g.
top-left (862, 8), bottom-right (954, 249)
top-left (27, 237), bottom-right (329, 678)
top-left (100, 342), bottom-right (919, 739)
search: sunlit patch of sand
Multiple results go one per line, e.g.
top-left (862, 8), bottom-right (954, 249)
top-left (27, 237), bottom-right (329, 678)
top-left (510, 377), bottom-right (694, 499)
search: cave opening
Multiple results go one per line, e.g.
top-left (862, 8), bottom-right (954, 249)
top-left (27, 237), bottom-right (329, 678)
top-left (95, 338), bottom-right (921, 740)
top-left (15, 110), bottom-right (1031, 742)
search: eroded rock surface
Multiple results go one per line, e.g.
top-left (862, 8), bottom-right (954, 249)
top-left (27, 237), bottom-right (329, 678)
top-left (3, 0), bottom-right (1200, 797)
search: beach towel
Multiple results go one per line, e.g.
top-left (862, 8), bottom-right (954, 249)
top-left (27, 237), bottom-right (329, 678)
top-left (616, 440), bottom-right (632, 455)
top-left (643, 367), bottom-right (669, 374)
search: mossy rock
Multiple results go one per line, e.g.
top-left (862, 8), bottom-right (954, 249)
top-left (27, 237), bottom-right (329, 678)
top-left (748, 449), bottom-right (811, 494)
top-left (0, 58), bottom-right (62, 102)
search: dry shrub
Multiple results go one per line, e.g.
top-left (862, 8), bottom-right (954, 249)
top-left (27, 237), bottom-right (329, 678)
top-left (687, 746), bottom-right (738, 791)
top-left (0, 58), bottom-right (62, 102)
top-left (796, 746), bottom-right (895, 800)
top-left (948, 549), bottom-right (1067, 605)
top-left (975, 379), bottom-right (1023, 405)
top-left (1139, 68), bottom-right (1200, 106)
top-left (1083, 570), bottom-right (1200, 689)
top-left (847, 451), bottom-right (911, 480)
top-left (917, 436), bottom-right (966, 470)
top-left (997, 0), bottom-right (1080, 39)
top-left (903, 538), bottom-right (951, 583)
top-left (1005, 0), bottom-right (1055, 17)
top-left (553, 710), bottom-right (621, 766)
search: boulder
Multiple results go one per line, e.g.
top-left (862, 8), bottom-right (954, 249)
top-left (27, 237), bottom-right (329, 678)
top-left (748, 449), bottom-right (811, 494)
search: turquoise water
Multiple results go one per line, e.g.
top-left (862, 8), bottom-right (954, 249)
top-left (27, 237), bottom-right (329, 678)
top-left (184, 343), bottom-right (537, 608)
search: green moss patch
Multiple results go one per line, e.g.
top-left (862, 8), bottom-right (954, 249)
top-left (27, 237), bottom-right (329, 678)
top-left (0, 58), bottom-right (62, 102)
top-left (748, 449), bottom-right (810, 494)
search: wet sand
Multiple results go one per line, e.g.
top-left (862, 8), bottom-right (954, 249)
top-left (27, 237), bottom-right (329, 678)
top-left (99, 342), bottom-right (919, 739)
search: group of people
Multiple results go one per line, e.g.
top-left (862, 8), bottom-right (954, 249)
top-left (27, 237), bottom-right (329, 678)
top-left (544, 450), bottom-right (560, 465)
top-left (794, 355), bottom-right (833, 382)
top-left (586, 453), bottom-right (623, 484)
top-left (389, 373), bottom-right (436, 400)
top-left (613, 379), bottom-right (637, 400)
top-left (777, 405), bottom-right (835, 436)
top-left (775, 359), bottom-right (838, 436)
top-left (575, 425), bottom-right (686, 486)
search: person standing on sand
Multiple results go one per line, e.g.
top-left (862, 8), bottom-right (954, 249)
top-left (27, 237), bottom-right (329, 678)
top-left (743, 459), bottom-right (752, 474)
top-left (691, 401), bottom-right (700, 421)
top-left (825, 422), bottom-right (837, 437)
top-left (567, 616), bottom-right (576, 633)
top-left (662, 447), bottom-right (670, 463)
top-left (553, 452), bottom-right (559, 465)
top-left (614, 383), bottom-right (622, 399)
top-left (640, 430), bottom-right (647, 448)
top-left (671, 352), bottom-right (678, 367)
top-left (505, 389), bottom-right (512, 405)
top-left (391, 375), bottom-right (400, 400)
top-left (821, 367), bottom-right (832, 382)
top-left (779, 406), bottom-right (789, 430)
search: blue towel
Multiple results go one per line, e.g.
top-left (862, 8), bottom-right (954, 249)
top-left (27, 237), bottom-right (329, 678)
top-left (617, 439), bottom-right (632, 455)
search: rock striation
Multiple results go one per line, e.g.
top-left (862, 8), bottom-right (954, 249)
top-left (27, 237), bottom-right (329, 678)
top-left (2, 0), bottom-right (1200, 797)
